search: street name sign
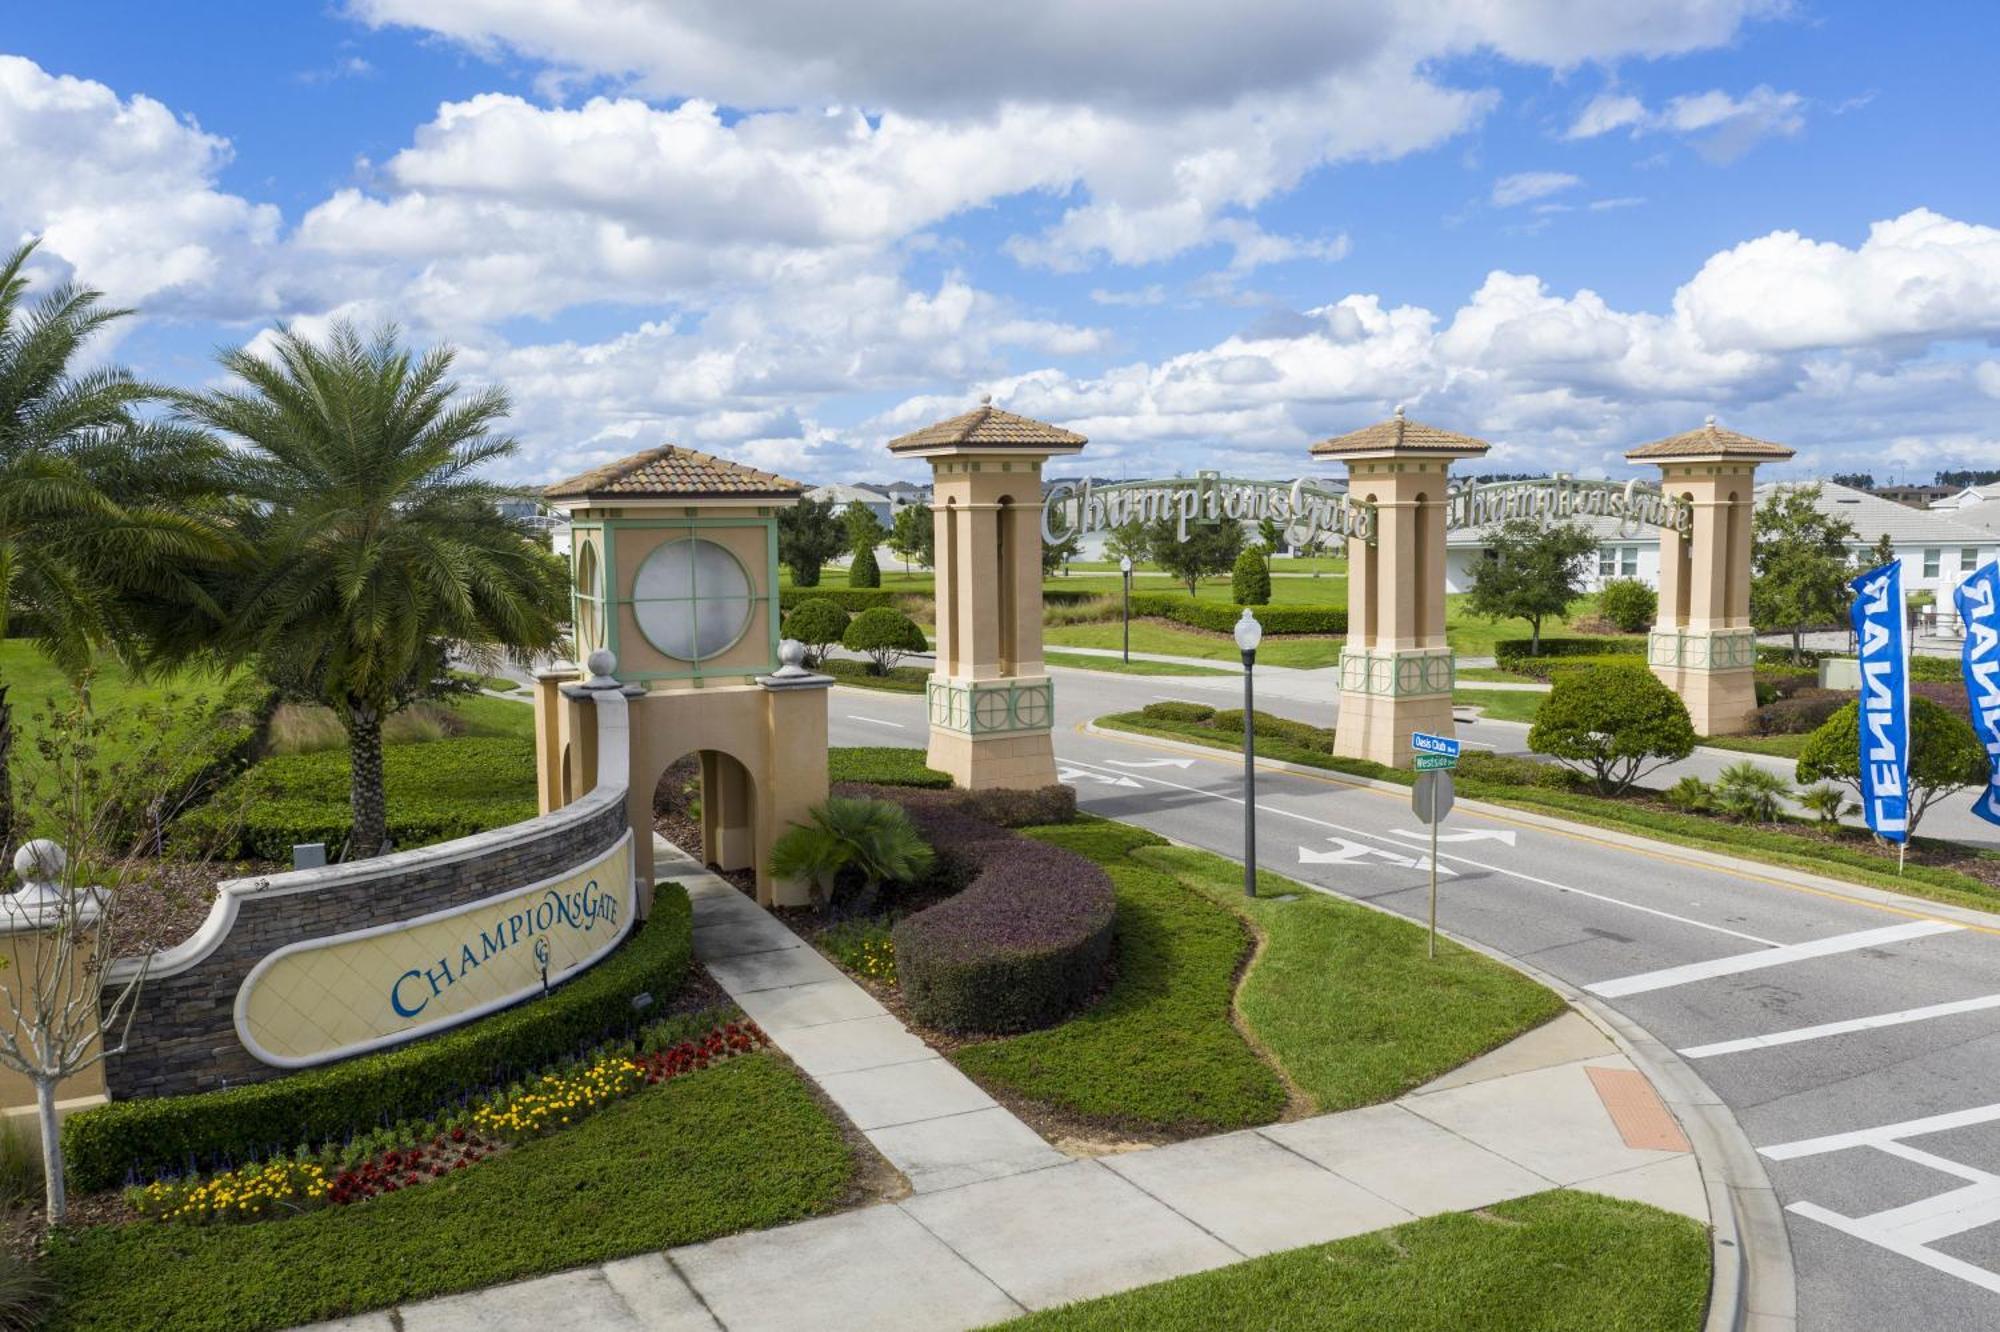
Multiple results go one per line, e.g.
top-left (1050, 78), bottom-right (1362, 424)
top-left (1411, 732), bottom-right (1460, 758)
top-left (1413, 753), bottom-right (1457, 771)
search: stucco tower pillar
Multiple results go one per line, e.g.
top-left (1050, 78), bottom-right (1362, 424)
top-left (1627, 417), bottom-right (1794, 736)
top-left (1310, 409), bottom-right (1490, 768)
top-left (887, 396), bottom-right (1086, 790)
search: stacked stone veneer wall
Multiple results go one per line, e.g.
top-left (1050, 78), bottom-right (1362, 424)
top-left (103, 790), bottom-right (628, 1100)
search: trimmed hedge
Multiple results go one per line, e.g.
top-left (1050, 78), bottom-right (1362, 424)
top-left (1129, 592), bottom-right (1345, 636)
top-left (1911, 655), bottom-right (1963, 684)
top-left (1141, 701), bottom-right (1218, 723)
top-left (179, 736), bottom-right (538, 860)
top-left (828, 746), bottom-right (953, 788)
top-left (63, 887), bottom-right (694, 1190)
top-left (1493, 636), bottom-right (1646, 669)
top-left (778, 586), bottom-right (906, 612)
top-left (1211, 708), bottom-right (1336, 753)
top-left (1756, 688), bottom-right (1851, 736)
top-left (894, 838), bottom-right (1116, 1034)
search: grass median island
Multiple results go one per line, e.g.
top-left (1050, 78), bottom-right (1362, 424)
top-left (45, 1054), bottom-right (853, 1332)
top-left (1450, 687), bottom-right (1544, 724)
top-left (950, 820), bottom-right (1288, 1135)
top-left (821, 656), bottom-right (930, 692)
top-left (989, 1190), bottom-right (1710, 1332)
top-left (1098, 708), bottom-right (2000, 915)
top-left (1045, 650), bottom-right (1238, 678)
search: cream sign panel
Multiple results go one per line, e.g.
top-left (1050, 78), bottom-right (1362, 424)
top-left (235, 832), bottom-right (635, 1068)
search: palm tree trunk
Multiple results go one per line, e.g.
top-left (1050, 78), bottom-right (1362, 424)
top-left (346, 703), bottom-right (389, 858)
top-left (0, 683), bottom-right (12, 853)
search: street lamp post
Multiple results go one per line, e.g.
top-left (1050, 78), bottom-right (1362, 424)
top-left (1120, 554), bottom-right (1133, 663)
top-left (1234, 608), bottom-right (1263, 898)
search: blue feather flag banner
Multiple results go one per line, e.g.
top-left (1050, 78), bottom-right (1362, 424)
top-left (1954, 561), bottom-right (2000, 828)
top-left (1850, 561), bottom-right (1911, 843)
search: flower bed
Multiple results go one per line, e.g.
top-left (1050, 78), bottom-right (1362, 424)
top-left (123, 1015), bottom-right (767, 1227)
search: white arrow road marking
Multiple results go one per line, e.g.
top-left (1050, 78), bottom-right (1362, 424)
top-left (1388, 828), bottom-right (1518, 847)
top-left (845, 715), bottom-right (905, 729)
top-left (1055, 754), bottom-right (1778, 946)
top-left (1297, 839), bottom-right (1455, 875)
top-left (1106, 758), bottom-right (1197, 769)
top-left (1058, 766), bottom-right (1143, 788)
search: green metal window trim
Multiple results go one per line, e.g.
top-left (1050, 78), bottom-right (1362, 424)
top-left (926, 677), bottom-right (1055, 735)
top-left (1336, 646), bottom-right (1454, 698)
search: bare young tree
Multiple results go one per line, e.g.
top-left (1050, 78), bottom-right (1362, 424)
top-left (0, 689), bottom-right (242, 1222)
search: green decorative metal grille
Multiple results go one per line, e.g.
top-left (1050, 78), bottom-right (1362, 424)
top-left (1337, 647), bottom-right (1453, 698)
top-left (1648, 628), bottom-right (1756, 672)
top-left (927, 677), bottom-right (1055, 735)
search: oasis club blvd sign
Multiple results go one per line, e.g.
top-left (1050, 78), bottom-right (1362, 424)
top-left (235, 833), bottom-right (635, 1068)
top-left (1042, 471), bottom-right (1691, 547)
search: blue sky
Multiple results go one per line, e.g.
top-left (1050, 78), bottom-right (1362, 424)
top-left (8, 2), bottom-right (2000, 487)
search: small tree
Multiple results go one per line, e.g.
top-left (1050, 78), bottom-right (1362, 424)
top-left (1528, 664), bottom-right (1696, 795)
top-left (3, 691), bottom-right (239, 1222)
top-left (1465, 518), bottom-right (1597, 655)
top-left (844, 501), bottom-right (886, 566)
top-left (778, 496), bottom-right (845, 588)
top-left (1867, 532), bottom-right (1896, 571)
top-left (1231, 547), bottom-right (1271, 605)
top-left (1751, 485), bottom-right (1860, 664)
top-left (1795, 697), bottom-right (1987, 838)
top-left (1104, 519), bottom-right (1149, 567)
top-left (1256, 516), bottom-right (1287, 554)
top-left (848, 543), bottom-right (881, 588)
top-left (782, 598), bottom-right (850, 667)
top-left (769, 796), bottom-right (934, 910)
top-left (842, 607), bottom-right (927, 675)
top-left (1147, 517), bottom-right (1243, 596)
top-left (1713, 760), bottom-right (1791, 822)
top-left (1597, 579), bottom-right (1657, 633)
top-left (1042, 530), bottom-right (1081, 577)
top-left (888, 503), bottom-right (934, 574)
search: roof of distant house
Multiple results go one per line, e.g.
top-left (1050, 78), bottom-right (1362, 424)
top-left (1625, 416), bottom-right (1795, 461)
top-left (1310, 406), bottom-right (1490, 458)
top-left (887, 397), bottom-right (1087, 453)
top-left (544, 445), bottom-right (806, 501)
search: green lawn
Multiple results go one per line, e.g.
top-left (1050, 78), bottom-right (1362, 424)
top-left (829, 746), bottom-right (952, 788)
top-left (1453, 666), bottom-right (1533, 683)
top-left (1443, 593), bottom-right (1603, 658)
top-left (1049, 574), bottom-right (1347, 607)
top-left (822, 658), bottom-right (929, 693)
top-left (1046, 650), bottom-right (1238, 678)
top-left (1067, 554), bottom-right (1349, 576)
top-left (44, 1055), bottom-right (853, 1332)
top-left (1452, 688), bottom-right (1545, 724)
top-left (1047, 620), bottom-right (1342, 669)
top-left (990, 1191), bottom-right (1709, 1332)
top-left (950, 819), bottom-right (1561, 1132)
top-left (952, 821), bottom-right (1289, 1134)
top-left (0, 638), bottom-right (245, 773)
top-left (1131, 839), bottom-right (1562, 1112)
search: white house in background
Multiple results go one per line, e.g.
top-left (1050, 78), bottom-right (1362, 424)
top-left (1443, 480), bottom-right (2000, 601)
top-left (1931, 482), bottom-right (2000, 512)
top-left (805, 482), bottom-right (894, 526)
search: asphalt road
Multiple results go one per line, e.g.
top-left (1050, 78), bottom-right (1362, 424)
top-left (827, 665), bottom-right (2000, 1331)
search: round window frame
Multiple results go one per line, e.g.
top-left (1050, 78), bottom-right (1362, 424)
top-left (630, 537), bottom-right (758, 663)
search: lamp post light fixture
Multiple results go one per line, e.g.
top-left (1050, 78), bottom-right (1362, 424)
top-left (1234, 608), bottom-right (1263, 898)
top-left (1119, 554), bottom-right (1133, 664)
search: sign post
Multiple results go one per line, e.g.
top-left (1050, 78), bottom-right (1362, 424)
top-left (1411, 734), bottom-right (1459, 958)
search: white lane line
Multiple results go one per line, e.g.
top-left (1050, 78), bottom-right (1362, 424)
top-left (1761, 1100), bottom-right (2000, 1161)
top-left (1054, 754), bottom-right (1780, 946)
top-left (1784, 1202), bottom-right (2000, 1298)
top-left (845, 715), bottom-right (905, 729)
top-left (1586, 920), bottom-right (1963, 999)
top-left (1679, 993), bottom-right (2000, 1059)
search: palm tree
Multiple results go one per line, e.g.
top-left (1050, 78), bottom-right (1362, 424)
top-left (173, 322), bottom-right (566, 858)
top-left (770, 796), bottom-right (934, 910)
top-left (0, 238), bottom-right (232, 841)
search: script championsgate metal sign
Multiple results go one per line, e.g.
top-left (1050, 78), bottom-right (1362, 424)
top-left (1041, 471), bottom-right (1689, 548)
top-left (235, 832), bottom-right (635, 1068)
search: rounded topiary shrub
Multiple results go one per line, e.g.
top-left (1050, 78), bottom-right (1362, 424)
top-left (841, 606), bottom-right (927, 674)
top-left (893, 839), bottom-right (1116, 1034)
top-left (1141, 700), bottom-right (1217, 723)
top-left (1528, 663), bottom-right (1694, 795)
top-left (1597, 578), bottom-right (1657, 632)
top-left (781, 597), bottom-right (850, 666)
top-left (848, 543), bottom-right (881, 588)
top-left (1230, 548), bottom-right (1271, 606)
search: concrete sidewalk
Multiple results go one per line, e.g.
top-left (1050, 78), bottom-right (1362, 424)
top-left (316, 913), bottom-right (1706, 1332)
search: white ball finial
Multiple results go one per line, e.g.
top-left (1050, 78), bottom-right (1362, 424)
top-left (584, 648), bottom-right (618, 687)
top-left (1393, 403), bottom-right (1406, 419)
top-left (980, 392), bottom-right (993, 406)
top-left (778, 638), bottom-right (806, 669)
top-left (12, 840), bottom-right (63, 887)
top-left (1705, 413), bottom-right (1718, 428)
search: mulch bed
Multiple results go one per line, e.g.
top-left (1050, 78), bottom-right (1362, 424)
top-left (1620, 795), bottom-right (2000, 891)
top-left (108, 856), bottom-right (287, 956)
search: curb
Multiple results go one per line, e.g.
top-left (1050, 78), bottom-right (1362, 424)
top-left (1084, 720), bottom-right (1804, 1330)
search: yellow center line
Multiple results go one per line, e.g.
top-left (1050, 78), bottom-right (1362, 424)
top-left (1072, 721), bottom-right (2000, 939)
